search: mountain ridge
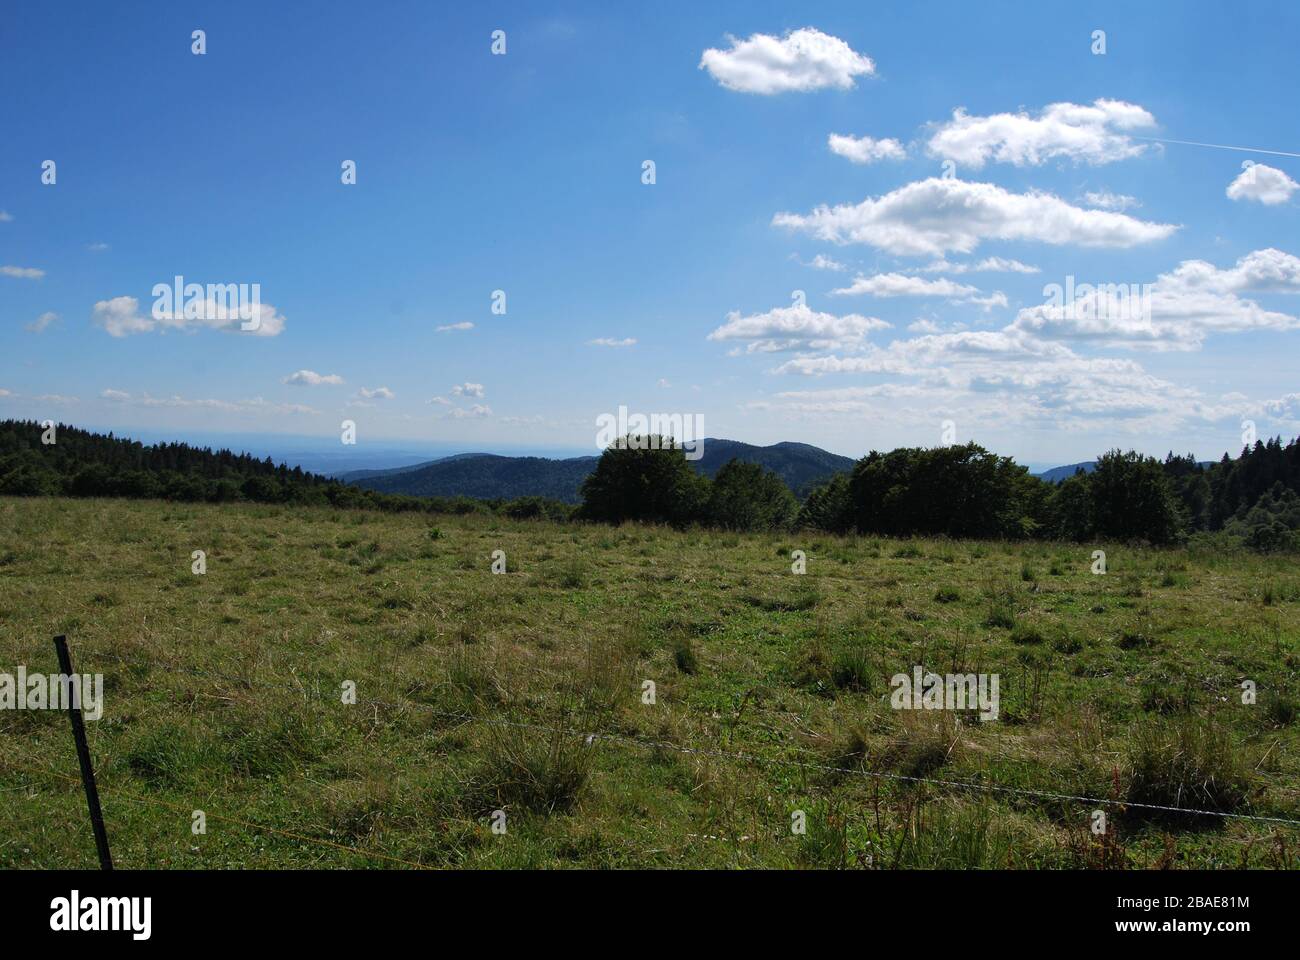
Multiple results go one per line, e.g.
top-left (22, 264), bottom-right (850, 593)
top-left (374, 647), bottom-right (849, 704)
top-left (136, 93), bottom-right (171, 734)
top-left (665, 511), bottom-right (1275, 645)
top-left (344, 438), bottom-right (857, 502)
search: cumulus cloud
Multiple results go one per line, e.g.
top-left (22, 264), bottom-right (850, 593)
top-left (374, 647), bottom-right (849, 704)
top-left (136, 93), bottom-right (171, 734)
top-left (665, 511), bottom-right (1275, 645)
top-left (708, 302), bottom-right (889, 353)
top-left (1083, 190), bottom-right (1140, 211)
top-left (757, 325), bottom-right (1224, 434)
top-left (772, 177), bottom-right (1177, 256)
top-left (699, 27), bottom-right (874, 94)
top-left (1012, 247), bottom-right (1300, 350)
top-left (588, 337), bottom-right (637, 347)
top-left (451, 382), bottom-right (485, 398)
top-left (919, 256), bottom-right (1039, 274)
top-left (827, 133), bottom-right (905, 164)
top-left (448, 404), bottom-right (492, 419)
top-left (1226, 163), bottom-right (1299, 205)
top-left (357, 386), bottom-right (395, 400)
top-left (26, 311), bottom-right (58, 333)
top-left (283, 370), bottom-right (344, 387)
top-left (831, 273), bottom-right (980, 299)
top-left (2, 265), bottom-right (45, 279)
top-left (92, 295), bottom-right (286, 337)
top-left (428, 396), bottom-right (452, 406)
top-left (436, 321), bottom-right (474, 332)
top-left (927, 99), bottom-right (1156, 168)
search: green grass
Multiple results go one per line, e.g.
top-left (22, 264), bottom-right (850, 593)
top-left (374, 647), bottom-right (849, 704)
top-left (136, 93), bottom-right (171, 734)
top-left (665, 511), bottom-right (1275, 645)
top-left (1, 496), bottom-right (1298, 869)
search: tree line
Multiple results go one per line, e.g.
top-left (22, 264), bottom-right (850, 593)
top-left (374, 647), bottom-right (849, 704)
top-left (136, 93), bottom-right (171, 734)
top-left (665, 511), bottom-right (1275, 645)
top-left (3, 420), bottom-right (1298, 549)
top-left (577, 434), bottom-right (1300, 550)
top-left (0, 420), bottom-right (572, 520)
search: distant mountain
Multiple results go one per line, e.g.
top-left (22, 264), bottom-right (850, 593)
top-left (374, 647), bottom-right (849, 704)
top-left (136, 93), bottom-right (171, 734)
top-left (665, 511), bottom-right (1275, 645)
top-left (345, 439), bottom-right (857, 502)
top-left (691, 440), bottom-right (855, 496)
top-left (350, 453), bottom-right (600, 501)
top-left (335, 452), bottom-right (491, 482)
top-left (1034, 461), bottom-right (1097, 483)
top-left (1035, 459), bottom-right (1218, 483)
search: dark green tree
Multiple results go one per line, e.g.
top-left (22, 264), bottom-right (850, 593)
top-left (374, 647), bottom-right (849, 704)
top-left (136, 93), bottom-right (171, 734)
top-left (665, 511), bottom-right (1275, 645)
top-left (705, 459), bottom-right (797, 531)
top-left (577, 436), bottom-right (709, 526)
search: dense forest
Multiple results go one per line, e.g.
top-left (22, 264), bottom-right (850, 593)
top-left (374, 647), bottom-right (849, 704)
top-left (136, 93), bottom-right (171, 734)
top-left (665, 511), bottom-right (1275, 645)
top-left (0, 420), bottom-right (572, 521)
top-left (3, 419), bottom-right (1298, 550)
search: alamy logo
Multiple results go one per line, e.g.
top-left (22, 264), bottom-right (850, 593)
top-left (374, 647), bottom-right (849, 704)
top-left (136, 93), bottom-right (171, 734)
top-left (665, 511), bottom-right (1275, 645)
top-left (890, 667), bottom-right (1000, 722)
top-left (152, 275), bottom-right (262, 331)
top-left (0, 667), bottom-right (103, 721)
top-left (50, 891), bottom-right (151, 940)
top-left (1040, 275), bottom-right (1153, 323)
top-left (595, 405), bottom-right (705, 461)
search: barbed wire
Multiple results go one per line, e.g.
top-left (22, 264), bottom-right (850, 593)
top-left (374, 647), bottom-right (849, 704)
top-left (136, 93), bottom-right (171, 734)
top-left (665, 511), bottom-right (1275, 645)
top-left (9, 645), bottom-right (1300, 830)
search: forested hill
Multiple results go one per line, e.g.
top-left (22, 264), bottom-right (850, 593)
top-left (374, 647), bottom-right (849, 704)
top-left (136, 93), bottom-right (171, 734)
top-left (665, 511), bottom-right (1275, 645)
top-left (350, 453), bottom-right (599, 501)
top-left (0, 419), bottom-right (440, 512)
top-left (344, 438), bottom-right (856, 502)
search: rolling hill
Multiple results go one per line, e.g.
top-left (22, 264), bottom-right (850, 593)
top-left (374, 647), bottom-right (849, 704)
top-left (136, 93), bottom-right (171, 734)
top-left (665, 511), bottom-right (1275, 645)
top-left (344, 439), bottom-right (857, 502)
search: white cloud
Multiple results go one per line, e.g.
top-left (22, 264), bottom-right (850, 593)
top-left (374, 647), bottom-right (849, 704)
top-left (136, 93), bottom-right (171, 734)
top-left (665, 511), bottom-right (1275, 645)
top-left (1083, 190), bottom-right (1140, 211)
top-left (436, 321), bottom-right (474, 332)
top-left (357, 386), bottom-right (394, 400)
top-left (428, 396), bottom-right (452, 406)
top-left (1012, 248), bottom-right (1300, 350)
top-left (87, 242), bottom-right (110, 252)
top-left (588, 337), bottom-right (637, 347)
top-left (699, 27), bottom-right (874, 94)
top-left (448, 404), bottom-right (492, 419)
top-left (831, 273), bottom-right (980, 299)
top-left (92, 295), bottom-right (286, 337)
top-left (95, 390), bottom-right (316, 416)
top-left (920, 256), bottom-right (1039, 274)
top-left (1226, 163), bottom-right (1299, 205)
top-left (773, 177), bottom-right (1177, 256)
top-left (283, 370), bottom-right (344, 387)
top-left (827, 133), bottom-right (905, 164)
top-left (708, 302), bottom-right (889, 353)
top-left (451, 382), bottom-right (485, 398)
top-left (657, 378), bottom-right (672, 388)
top-left (2, 265), bottom-right (45, 279)
top-left (927, 99), bottom-right (1156, 168)
top-left (908, 318), bottom-right (942, 334)
top-left (0, 211), bottom-right (12, 222)
top-left (757, 327), bottom-right (1225, 434)
top-left (26, 311), bottom-right (58, 333)
top-left (792, 253), bottom-right (848, 271)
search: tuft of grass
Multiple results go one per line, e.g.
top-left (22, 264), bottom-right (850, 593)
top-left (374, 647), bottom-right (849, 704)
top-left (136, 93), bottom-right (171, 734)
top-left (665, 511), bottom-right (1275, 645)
top-left (1010, 624), bottom-right (1045, 645)
top-left (1126, 716), bottom-right (1254, 819)
top-left (671, 636), bottom-right (699, 675)
top-left (830, 648), bottom-right (872, 692)
top-left (475, 723), bottom-right (592, 815)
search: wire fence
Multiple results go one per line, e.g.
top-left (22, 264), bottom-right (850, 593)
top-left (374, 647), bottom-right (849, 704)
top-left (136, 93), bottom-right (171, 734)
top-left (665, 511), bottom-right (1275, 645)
top-left (4, 637), bottom-right (1299, 870)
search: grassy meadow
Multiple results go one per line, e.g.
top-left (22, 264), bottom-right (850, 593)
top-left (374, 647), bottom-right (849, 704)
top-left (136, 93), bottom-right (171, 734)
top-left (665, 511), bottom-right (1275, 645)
top-left (1, 495), bottom-right (1298, 869)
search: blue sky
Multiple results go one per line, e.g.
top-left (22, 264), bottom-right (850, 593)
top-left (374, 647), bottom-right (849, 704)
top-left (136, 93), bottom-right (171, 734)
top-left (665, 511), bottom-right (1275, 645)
top-left (2, 0), bottom-right (1298, 468)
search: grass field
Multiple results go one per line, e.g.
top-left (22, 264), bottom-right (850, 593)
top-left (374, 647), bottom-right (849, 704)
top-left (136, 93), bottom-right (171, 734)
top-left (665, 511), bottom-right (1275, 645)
top-left (2, 495), bottom-right (1298, 869)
